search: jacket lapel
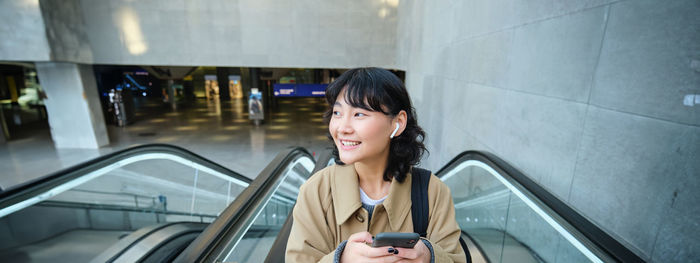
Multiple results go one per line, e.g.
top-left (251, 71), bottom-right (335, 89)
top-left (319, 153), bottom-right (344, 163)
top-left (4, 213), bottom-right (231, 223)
top-left (332, 164), bottom-right (362, 225)
top-left (383, 171), bottom-right (412, 231)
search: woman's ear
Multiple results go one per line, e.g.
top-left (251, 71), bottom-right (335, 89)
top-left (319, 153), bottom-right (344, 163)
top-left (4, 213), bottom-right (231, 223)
top-left (392, 110), bottom-right (408, 138)
top-left (390, 123), bottom-right (400, 138)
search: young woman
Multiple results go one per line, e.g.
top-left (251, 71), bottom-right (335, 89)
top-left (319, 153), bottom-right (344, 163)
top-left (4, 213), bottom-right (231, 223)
top-left (286, 68), bottom-right (465, 263)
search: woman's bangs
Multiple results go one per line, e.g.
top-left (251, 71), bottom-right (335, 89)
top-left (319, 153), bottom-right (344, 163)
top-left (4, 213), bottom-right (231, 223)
top-left (342, 78), bottom-right (389, 114)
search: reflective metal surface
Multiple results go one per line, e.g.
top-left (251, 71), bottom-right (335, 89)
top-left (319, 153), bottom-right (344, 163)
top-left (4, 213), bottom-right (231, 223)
top-left (440, 156), bottom-right (615, 263)
top-left (0, 144), bottom-right (251, 263)
top-left (218, 156), bottom-right (314, 263)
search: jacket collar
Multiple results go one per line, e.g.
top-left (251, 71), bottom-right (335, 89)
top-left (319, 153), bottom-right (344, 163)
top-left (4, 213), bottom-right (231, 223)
top-left (332, 164), bottom-right (362, 225)
top-left (332, 164), bottom-right (413, 230)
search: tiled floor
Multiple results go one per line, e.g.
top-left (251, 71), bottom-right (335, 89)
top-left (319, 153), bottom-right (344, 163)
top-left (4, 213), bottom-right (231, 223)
top-left (0, 97), bottom-right (332, 190)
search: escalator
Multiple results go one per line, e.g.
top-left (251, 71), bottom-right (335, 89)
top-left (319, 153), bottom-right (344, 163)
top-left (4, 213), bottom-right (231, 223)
top-left (436, 152), bottom-right (643, 263)
top-left (0, 144), bottom-right (253, 263)
top-left (173, 150), bottom-right (644, 263)
top-left (0, 144), bottom-right (644, 262)
top-left (172, 147), bottom-right (316, 263)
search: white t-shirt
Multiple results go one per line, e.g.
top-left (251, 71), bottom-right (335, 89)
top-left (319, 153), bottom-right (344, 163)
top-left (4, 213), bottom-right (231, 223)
top-left (359, 187), bottom-right (388, 206)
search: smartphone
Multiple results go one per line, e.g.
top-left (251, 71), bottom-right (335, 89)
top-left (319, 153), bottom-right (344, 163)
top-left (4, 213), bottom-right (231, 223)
top-left (371, 232), bottom-right (420, 248)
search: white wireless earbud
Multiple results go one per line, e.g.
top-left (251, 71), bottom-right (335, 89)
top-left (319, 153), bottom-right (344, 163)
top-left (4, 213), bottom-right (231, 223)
top-left (390, 123), bottom-right (400, 139)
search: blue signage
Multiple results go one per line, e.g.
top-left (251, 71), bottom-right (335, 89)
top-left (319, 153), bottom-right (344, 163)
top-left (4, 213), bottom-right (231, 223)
top-left (273, 84), bottom-right (328, 97)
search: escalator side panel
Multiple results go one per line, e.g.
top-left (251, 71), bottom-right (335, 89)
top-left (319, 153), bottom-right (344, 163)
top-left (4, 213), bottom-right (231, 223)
top-left (263, 208), bottom-right (294, 263)
top-left (112, 222), bottom-right (207, 263)
top-left (264, 149), bottom-right (335, 263)
top-left (90, 223), bottom-right (175, 263)
top-left (0, 144), bottom-right (253, 263)
top-left (174, 147), bottom-right (314, 263)
top-left (437, 151), bottom-right (642, 262)
top-left (461, 232), bottom-right (489, 263)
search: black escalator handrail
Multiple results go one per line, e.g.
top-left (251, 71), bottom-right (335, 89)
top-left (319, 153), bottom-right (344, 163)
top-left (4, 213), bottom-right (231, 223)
top-left (0, 144), bottom-right (252, 212)
top-left (263, 148), bottom-right (335, 263)
top-left (436, 151), bottom-right (644, 263)
top-left (312, 147), bottom-right (335, 174)
top-left (174, 147), bottom-right (313, 263)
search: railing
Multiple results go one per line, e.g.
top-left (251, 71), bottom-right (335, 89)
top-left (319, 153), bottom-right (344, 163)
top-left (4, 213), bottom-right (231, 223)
top-left (437, 151), bottom-right (644, 263)
top-left (37, 200), bottom-right (218, 223)
top-left (174, 147), bottom-right (315, 263)
top-left (0, 144), bottom-right (254, 263)
top-left (0, 144), bottom-right (252, 219)
top-left (67, 188), bottom-right (160, 209)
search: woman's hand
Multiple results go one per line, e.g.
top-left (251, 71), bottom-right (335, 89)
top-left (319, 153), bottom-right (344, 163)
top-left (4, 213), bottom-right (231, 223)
top-left (340, 232), bottom-right (402, 263)
top-left (392, 239), bottom-right (431, 263)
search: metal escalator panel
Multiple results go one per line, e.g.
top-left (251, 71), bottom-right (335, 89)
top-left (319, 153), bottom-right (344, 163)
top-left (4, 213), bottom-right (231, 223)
top-left (174, 147), bottom-right (315, 263)
top-left (213, 150), bottom-right (314, 263)
top-left (262, 148), bottom-right (336, 263)
top-left (90, 222), bottom-right (207, 263)
top-left (114, 222), bottom-right (207, 263)
top-left (311, 148), bottom-right (335, 174)
top-left (437, 152), bottom-right (619, 263)
top-left (0, 144), bottom-right (251, 263)
top-left (90, 222), bottom-right (175, 263)
top-left (259, 148), bottom-right (335, 263)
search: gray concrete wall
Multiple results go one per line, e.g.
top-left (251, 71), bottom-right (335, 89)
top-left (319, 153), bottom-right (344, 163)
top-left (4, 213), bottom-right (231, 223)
top-left (399, 0), bottom-right (700, 262)
top-left (3, 0), bottom-right (400, 69)
top-left (0, 0), bottom-right (51, 61)
top-left (38, 0), bottom-right (93, 63)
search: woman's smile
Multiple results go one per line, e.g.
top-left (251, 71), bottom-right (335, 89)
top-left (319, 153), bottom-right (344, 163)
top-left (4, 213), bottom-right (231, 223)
top-left (339, 139), bottom-right (361, 150)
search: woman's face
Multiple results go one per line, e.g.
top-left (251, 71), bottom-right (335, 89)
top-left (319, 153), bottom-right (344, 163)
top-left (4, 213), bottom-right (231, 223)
top-left (329, 92), bottom-right (395, 166)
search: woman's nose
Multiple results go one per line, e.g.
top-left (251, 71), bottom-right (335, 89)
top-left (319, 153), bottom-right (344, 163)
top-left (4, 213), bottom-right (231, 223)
top-left (335, 118), bottom-right (353, 134)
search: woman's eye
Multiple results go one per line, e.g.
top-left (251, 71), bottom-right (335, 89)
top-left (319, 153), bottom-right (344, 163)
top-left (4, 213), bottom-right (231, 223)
top-left (332, 111), bottom-right (340, 116)
top-left (354, 112), bottom-right (366, 117)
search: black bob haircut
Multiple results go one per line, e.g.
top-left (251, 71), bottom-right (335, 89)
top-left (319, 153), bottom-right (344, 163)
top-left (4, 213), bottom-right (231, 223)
top-left (324, 67), bottom-right (427, 183)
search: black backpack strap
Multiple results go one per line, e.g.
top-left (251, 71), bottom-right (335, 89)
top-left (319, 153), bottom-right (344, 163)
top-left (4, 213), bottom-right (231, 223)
top-left (411, 167), bottom-right (472, 263)
top-left (410, 167), bottom-right (431, 238)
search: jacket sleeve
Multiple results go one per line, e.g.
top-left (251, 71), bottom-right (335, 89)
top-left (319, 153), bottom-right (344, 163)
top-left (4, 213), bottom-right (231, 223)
top-left (424, 175), bottom-right (467, 263)
top-left (285, 178), bottom-right (337, 263)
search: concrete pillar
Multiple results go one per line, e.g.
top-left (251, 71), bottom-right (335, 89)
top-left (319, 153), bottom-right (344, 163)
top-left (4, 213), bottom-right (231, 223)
top-left (166, 79), bottom-right (176, 110)
top-left (0, 106), bottom-right (7, 143)
top-left (35, 62), bottom-right (109, 149)
top-left (216, 67), bottom-right (230, 100)
top-left (239, 67), bottom-right (251, 97)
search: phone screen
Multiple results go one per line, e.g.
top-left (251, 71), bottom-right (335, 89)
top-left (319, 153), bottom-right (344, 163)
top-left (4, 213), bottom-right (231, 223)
top-left (371, 232), bottom-right (420, 248)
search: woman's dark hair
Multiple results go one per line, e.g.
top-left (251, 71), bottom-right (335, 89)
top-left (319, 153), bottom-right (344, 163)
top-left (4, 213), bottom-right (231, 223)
top-left (324, 67), bottom-right (427, 183)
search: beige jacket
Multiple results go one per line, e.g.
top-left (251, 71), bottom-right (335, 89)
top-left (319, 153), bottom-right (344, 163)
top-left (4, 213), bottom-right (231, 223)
top-left (286, 164), bottom-right (466, 262)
